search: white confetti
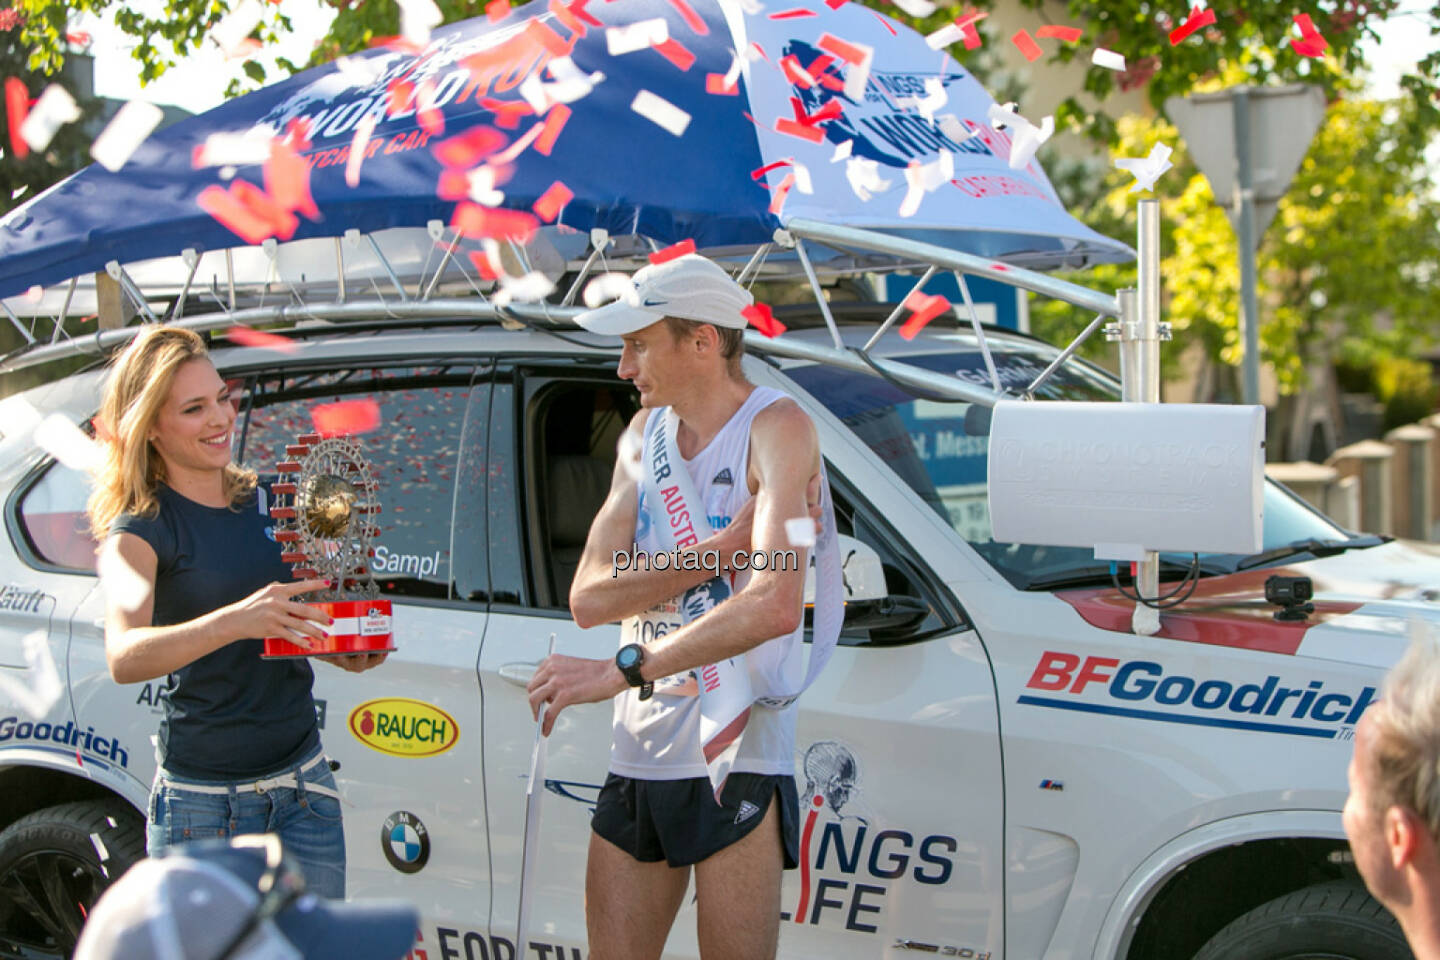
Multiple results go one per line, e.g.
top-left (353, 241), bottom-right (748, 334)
top-left (20, 85), bottom-right (80, 153)
top-left (784, 517), bottom-right (816, 548)
top-left (607, 19), bottom-right (669, 56)
top-left (744, 42), bottom-right (766, 62)
top-left (467, 166), bottom-right (505, 206)
top-left (1007, 114), bottom-right (1053, 170)
top-left (548, 57), bottom-right (605, 103)
top-left (1114, 141), bottom-right (1175, 193)
top-left (631, 90), bottom-right (690, 136)
top-left (493, 271), bottom-right (556, 307)
top-left (334, 55), bottom-right (385, 86)
top-left (925, 24), bottom-right (965, 50)
top-left (1092, 47), bottom-right (1126, 71)
top-left (0, 630), bottom-right (62, 719)
top-left (582, 272), bottom-right (639, 309)
top-left (842, 43), bottom-right (874, 102)
top-left (736, 0), bottom-right (764, 12)
top-left (209, 0), bottom-right (264, 57)
top-left (898, 151), bottom-right (953, 217)
top-left (23, 285), bottom-right (42, 303)
top-left (937, 114), bottom-right (980, 145)
top-left (35, 413), bottom-right (102, 474)
top-left (891, 0), bottom-right (935, 16)
top-left (792, 160), bottom-right (813, 194)
top-left (91, 100), bottom-right (163, 172)
top-left (616, 428), bottom-right (643, 483)
top-left (845, 156), bottom-right (892, 202)
top-left (194, 128), bottom-right (274, 167)
top-left (345, 114), bottom-right (377, 188)
top-left (722, 52), bottom-right (744, 89)
top-left (830, 139), bottom-right (853, 163)
top-left (897, 77), bottom-right (947, 124)
top-left (397, 0), bottom-right (443, 46)
top-left (987, 101), bottom-right (1020, 131)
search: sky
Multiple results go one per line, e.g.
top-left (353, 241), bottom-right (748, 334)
top-left (81, 1), bottom-right (1440, 113)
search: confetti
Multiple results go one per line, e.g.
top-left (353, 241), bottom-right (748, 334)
top-left (817, 33), bottom-right (873, 100)
top-left (520, 57), bottom-right (605, 112)
top-left (481, 97), bottom-right (536, 130)
top-left (666, 0), bottom-right (710, 35)
top-left (775, 117), bottom-right (825, 143)
top-left (197, 180), bottom-right (298, 245)
top-left (845, 156), bottom-right (892, 201)
top-left (1168, 5), bottom-right (1216, 45)
top-left (193, 128), bottom-right (273, 167)
top-left (226, 325), bottom-right (298, 352)
top-left (467, 166), bottom-right (505, 205)
top-left (937, 114), bottom-right (980, 144)
top-left (1092, 47), bottom-right (1126, 71)
top-left (1113, 141), bottom-right (1174, 193)
top-left (264, 139), bottom-right (320, 219)
top-left (209, 0), bottom-right (264, 57)
top-left (550, 0), bottom-right (603, 34)
top-left (334, 55), bottom-right (385, 86)
top-left (0, 630), bottom-right (62, 719)
top-left (891, 0), bottom-right (935, 15)
top-left (706, 72), bottom-right (740, 95)
top-left (925, 24), bottom-right (965, 50)
top-left (19, 85), bottom-right (80, 154)
top-left (491, 120), bottom-right (545, 163)
top-left (533, 103), bottom-right (572, 154)
top-left (897, 77), bottom-right (946, 124)
top-left (784, 517), bottom-right (816, 548)
top-left (631, 90), bottom-right (690, 136)
top-left (98, 542), bottom-right (155, 614)
top-left (36, 413), bottom-right (102, 474)
top-left (23, 284), bottom-right (41, 302)
top-left (830, 139), bottom-right (853, 162)
top-left (5, 77), bottom-right (29, 160)
top-left (899, 290), bottom-right (950, 339)
top-left (398, 0), bottom-right (443, 46)
top-left (1035, 24), bottom-right (1082, 43)
top-left (653, 38), bottom-right (697, 71)
top-left (451, 202), bottom-right (538, 243)
top-left (1291, 13), bottom-right (1328, 57)
top-left (312, 399), bottom-right (382, 437)
top-left (533, 180), bottom-right (573, 222)
top-left (416, 80), bottom-right (445, 135)
top-left (494, 271), bottom-right (556, 306)
top-left (1011, 29), bottom-right (1043, 62)
top-left (66, 31), bottom-right (93, 47)
top-left (780, 55), bottom-right (816, 88)
top-left (89, 100), bottom-right (162, 172)
top-left (898, 151), bottom-right (953, 217)
top-left (768, 171), bottom-right (796, 215)
top-left (607, 18), bottom-right (669, 55)
top-left (649, 238), bottom-right (697, 264)
top-left (468, 249), bottom-right (501, 281)
top-left (583, 272), bottom-right (639, 308)
top-left (345, 114), bottom-right (378, 187)
top-left (433, 125), bottom-right (507, 168)
top-left (768, 8), bottom-right (817, 18)
top-left (791, 160), bottom-right (813, 194)
top-left (742, 303), bottom-right (786, 338)
top-left (751, 160), bottom-right (792, 180)
top-left (988, 101), bottom-right (1053, 169)
top-left (487, 0), bottom-right (511, 21)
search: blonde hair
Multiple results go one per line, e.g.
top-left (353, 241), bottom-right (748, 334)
top-left (1368, 623), bottom-right (1440, 841)
top-left (86, 325), bottom-right (256, 539)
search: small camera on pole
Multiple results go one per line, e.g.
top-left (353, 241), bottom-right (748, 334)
top-left (1265, 575), bottom-right (1314, 622)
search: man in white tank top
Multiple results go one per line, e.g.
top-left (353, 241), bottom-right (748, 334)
top-left (527, 254), bottom-right (823, 960)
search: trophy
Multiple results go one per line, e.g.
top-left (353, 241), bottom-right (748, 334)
top-left (262, 431), bottom-right (395, 658)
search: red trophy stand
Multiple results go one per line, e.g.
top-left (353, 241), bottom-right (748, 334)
top-left (262, 432), bottom-right (396, 659)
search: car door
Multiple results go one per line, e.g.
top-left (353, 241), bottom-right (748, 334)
top-left (480, 358), bottom-right (1005, 959)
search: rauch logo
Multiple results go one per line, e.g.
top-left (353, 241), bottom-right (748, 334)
top-left (348, 698), bottom-right (459, 758)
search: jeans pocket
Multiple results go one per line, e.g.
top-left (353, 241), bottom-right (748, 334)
top-left (160, 787), bottom-right (233, 844)
top-left (299, 766), bottom-right (344, 824)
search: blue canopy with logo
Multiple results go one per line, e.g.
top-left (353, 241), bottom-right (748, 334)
top-left (0, 0), bottom-right (1131, 300)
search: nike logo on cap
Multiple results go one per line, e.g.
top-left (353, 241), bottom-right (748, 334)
top-left (643, 297), bottom-right (668, 307)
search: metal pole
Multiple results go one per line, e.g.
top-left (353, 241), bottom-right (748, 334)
top-left (1233, 89), bottom-right (1262, 406)
top-left (1136, 198), bottom-right (1162, 404)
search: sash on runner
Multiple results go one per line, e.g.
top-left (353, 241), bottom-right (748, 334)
top-left (641, 401), bottom-right (844, 803)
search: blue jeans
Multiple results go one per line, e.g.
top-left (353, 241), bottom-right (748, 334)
top-left (146, 743), bottom-right (346, 899)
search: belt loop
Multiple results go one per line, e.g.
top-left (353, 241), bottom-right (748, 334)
top-left (294, 758), bottom-right (310, 806)
top-left (226, 783), bottom-right (241, 834)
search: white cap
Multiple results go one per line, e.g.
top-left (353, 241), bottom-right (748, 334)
top-left (574, 254), bottom-right (753, 336)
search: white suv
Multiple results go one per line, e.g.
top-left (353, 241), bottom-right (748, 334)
top-left (1, 310), bottom-right (1436, 960)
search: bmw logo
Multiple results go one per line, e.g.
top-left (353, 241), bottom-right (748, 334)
top-left (381, 810), bottom-right (430, 874)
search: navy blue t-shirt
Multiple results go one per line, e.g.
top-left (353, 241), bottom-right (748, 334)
top-left (111, 483), bottom-right (319, 780)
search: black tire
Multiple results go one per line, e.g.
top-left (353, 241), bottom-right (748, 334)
top-left (1193, 880), bottom-right (1413, 960)
top-left (0, 798), bottom-right (146, 960)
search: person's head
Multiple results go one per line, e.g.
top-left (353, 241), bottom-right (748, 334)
top-left (572, 254), bottom-right (752, 407)
top-left (87, 325), bottom-right (255, 538)
top-left (1344, 629), bottom-right (1440, 915)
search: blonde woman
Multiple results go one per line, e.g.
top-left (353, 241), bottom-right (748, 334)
top-left (88, 325), bottom-right (384, 898)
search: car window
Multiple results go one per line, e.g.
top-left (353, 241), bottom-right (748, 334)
top-left (13, 457), bottom-right (97, 572)
top-left (784, 350), bottom-right (1351, 589)
top-left (451, 380), bottom-right (492, 605)
top-left (239, 365), bottom-right (473, 601)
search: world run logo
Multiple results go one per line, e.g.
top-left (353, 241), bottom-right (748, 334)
top-left (785, 741), bottom-right (958, 934)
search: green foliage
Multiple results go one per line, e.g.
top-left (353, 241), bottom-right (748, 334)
top-left (1374, 356), bottom-right (1439, 430)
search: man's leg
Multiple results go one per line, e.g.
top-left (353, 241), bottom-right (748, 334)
top-left (586, 830), bottom-right (690, 960)
top-left (693, 799), bottom-right (785, 960)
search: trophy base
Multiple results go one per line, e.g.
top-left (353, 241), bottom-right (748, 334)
top-left (262, 598), bottom-right (395, 659)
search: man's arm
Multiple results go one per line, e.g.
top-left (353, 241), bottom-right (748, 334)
top-left (532, 400), bottom-right (820, 734)
top-left (569, 410), bottom-right (756, 629)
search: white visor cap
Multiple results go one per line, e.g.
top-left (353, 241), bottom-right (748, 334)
top-left (574, 254), bottom-right (754, 336)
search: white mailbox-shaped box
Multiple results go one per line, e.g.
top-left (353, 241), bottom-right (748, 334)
top-left (988, 401), bottom-right (1265, 558)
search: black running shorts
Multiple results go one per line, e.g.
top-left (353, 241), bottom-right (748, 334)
top-left (592, 772), bottom-right (800, 869)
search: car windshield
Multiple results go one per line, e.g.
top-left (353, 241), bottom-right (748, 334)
top-left (783, 346), bottom-right (1357, 589)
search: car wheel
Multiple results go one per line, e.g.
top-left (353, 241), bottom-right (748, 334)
top-left (1193, 880), bottom-right (1413, 960)
top-left (0, 799), bottom-right (146, 960)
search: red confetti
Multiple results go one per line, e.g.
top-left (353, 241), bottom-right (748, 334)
top-left (769, 8), bottom-right (818, 18)
top-left (5, 77), bottom-right (29, 160)
top-left (1169, 6), bottom-right (1216, 45)
top-left (1291, 13), bottom-right (1328, 57)
top-left (418, 104), bottom-right (445, 136)
top-left (653, 38), bottom-right (697, 71)
top-left (522, 18), bottom-right (575, 57)
top-left (870, 12), bottom-right (897, 36)
top-left (706, 72), bottom-right (739, 95)
top-left (225, 326), bottom-right (298, 353)
top-left (751, 160), bottom-right (792, 181)
top-left (649, 239), bottom-right (697, 264)
top-left (899, 291), bottom-right (950, 340)
top-left (780, 54), bottom-right (815, 88)
top-left (1011, 29), bottom-right (1043, 61)
top-left (480, 97), bottom-right (535, 129)
top-left (666, 0), bottom-right (710, 35)
top-left (960, 21), bottom-right (982, 49)
top-left (468, 250), bottom-right (501, 281)
top-left (264, 140), bottom-right (320, 220)
top-left (533, 180), bottom-right (574, 222)
top-left (1036, 24), bottom-right (1082, 43)
top-left (818, 33), bottom-right (866, 65)
top-left (432, 125), bottom-right (507, 168)
top-left (487, 0), bottom-right (510, 21)
top-left (792, 96), bottom-right (842, 126)
top-left (768, 172), bottom-right (796, 216)
top-left (742, 303), bottom-right (786, 338)
top-left (990, 263), bottom-right (1011, 272)
top-left (533, 103), bottom-right (571, 156)
top-left (824, 0), bottom-right (847, 8)
top-left (451, 202), bottom-right (539, 243)
top-left (550, 0), bottom-right (602, 34)
top-left (369, 35), bottom-right (425, 54)
top-left (437, 169), bottom-right (472, 201)
top-left (775, 118), bottom-right (826, 143)
top-left (312, 399), bottom-right (382, 437)
top-left (66, 31), bottom-right (92, 46)
top-left (387, 78), bottom-right (416, 117)
top-left (197, 181), bottom-right (297, 245)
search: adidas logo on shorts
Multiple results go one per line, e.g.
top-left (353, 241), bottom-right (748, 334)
top-left (734, 800), bottom-right (760, 824)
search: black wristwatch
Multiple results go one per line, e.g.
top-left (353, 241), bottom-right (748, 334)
top-left (615, 644), bottom-right (653, 701)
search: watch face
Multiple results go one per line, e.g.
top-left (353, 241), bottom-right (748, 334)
top-left (617, 646), bottom-right (640, 669)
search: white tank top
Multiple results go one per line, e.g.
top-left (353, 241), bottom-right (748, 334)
top-left (610, 385), bottom-right (802, 780)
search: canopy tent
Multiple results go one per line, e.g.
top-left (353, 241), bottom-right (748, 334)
top-left (0, 0), bottom-right (1131, 307)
